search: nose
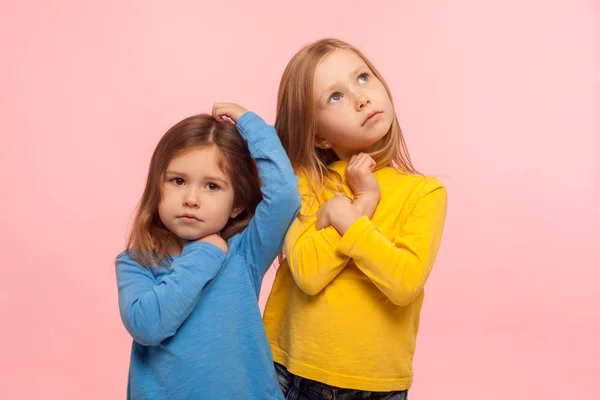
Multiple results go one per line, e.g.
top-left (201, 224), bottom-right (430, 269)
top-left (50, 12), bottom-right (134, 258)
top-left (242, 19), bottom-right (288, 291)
top-left (355, 92), bottom-right (370, 110)
top-left (183, 187), bottom-right (200, 208)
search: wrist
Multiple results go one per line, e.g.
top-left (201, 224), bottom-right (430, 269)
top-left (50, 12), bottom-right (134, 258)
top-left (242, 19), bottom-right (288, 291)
top-left (329, 201), bottom-right (362, 235)
top-left (353, 193), bottom-right (380, 218)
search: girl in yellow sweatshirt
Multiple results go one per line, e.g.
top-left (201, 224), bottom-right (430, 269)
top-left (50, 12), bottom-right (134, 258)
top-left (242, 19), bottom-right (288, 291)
top-left (263, 38), bottom-right (448, 399)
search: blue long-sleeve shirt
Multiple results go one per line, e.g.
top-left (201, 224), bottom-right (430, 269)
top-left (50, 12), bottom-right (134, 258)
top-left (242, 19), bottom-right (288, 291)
top-left (116, 112), bottom-right (300, 400)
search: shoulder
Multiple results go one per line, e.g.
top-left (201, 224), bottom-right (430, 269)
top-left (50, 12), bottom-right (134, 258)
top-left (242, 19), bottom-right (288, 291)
top-left (114, 250), bottom-right (144, 279)
top-left (381, 169), bottom-right (445, 192)
top-left (224, 233), bottom-right (259, 272)
top-left (226, 234), bottom-right (242, 254)
top-left (296, 171), bottom-right (319, 196)
top-left (407, 176), bottom-right (447, 212)
top-left (115, 249), bottom-right (133, 264)
top-left (115, 249), bottom-right (152, 271)
top-left (413, 175), bottom-right (445, 193)
top-left (298, 168), bottom-right (345, 199)
top-left (378, 171), bottom-right (447, 216)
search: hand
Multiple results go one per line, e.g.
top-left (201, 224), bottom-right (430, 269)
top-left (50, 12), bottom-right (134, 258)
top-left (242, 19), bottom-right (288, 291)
top-left (198, 233), bottom-right (228, 254)
top-left (345, 153), bottom-right (380, 198)
top-left (316, 195), bottom-right (359, 234)
top-left (212, 103), bottom-right (248, 124)
top-left (345, 153), bottom-right (380, 217)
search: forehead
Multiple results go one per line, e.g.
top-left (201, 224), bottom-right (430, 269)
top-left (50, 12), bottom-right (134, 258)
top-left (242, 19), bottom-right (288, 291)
top-left (313, 49), bottom-right (368, 91)
top-left (166, 146), bottom-right (229, 179)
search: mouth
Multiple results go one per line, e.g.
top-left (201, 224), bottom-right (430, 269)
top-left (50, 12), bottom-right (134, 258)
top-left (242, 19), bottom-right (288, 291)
top-left (178, 214), bottom-right (201, 222)
top-left (362, 111), bottom-right (382, 127)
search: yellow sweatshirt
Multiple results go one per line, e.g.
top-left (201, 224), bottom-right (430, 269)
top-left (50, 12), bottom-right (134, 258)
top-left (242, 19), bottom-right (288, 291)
top-left (263, 160), bottom-right (447, 391)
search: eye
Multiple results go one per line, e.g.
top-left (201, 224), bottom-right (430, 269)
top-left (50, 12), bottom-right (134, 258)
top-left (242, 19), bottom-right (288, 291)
top-left (358, 73), bottom-right (369, 84)
top-left (170, 178), bottom-right (185, 186)
top-left (328, 92), bottom-right (342, 104)
top-left (205, 182), bottom-right (220, 191)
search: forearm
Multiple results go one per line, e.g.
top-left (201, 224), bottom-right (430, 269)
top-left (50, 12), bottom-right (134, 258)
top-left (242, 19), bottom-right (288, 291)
top-left (235, 111), bottom-right (302, 273)
top-left (337, 182), bottom-right (447, 306)
top-left (116, 242), bottom-right (225, 345)
top-left (327, 199), bottom-right (364, 236)
top-left (338, 217), bottom-right (435, 306)
top-left (286, 224), bottom-right (351, 295)
top-left (352, 194), bottom-right (379, 219)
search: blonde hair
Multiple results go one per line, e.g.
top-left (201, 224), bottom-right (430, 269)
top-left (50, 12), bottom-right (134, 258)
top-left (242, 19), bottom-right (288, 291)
top-left (275, 38), bottom-right (419, 190)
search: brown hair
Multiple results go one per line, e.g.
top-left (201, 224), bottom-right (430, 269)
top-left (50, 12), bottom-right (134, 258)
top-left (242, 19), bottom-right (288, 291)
top-left (275, 38), bottom-right (419, 191)
top-left (126, 114), bottom-right (262, 268)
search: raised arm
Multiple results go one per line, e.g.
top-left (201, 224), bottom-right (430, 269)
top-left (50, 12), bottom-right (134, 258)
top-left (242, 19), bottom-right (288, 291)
top-left (234, 111), bottom-right (301, 274)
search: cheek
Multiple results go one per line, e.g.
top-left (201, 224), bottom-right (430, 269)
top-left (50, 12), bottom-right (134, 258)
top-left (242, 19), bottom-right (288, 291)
top-left (157, 199), bottom-right (170, 226)
top-left (377, 87), bottom-right (393, 108)
top-left (158, 191), bottom-right (173, 207)
top-left (215, 192), bottom-right (236, 217)
top-left (159, 189), bottom-right (180, 213)
top-left (227, 192), bottom-right (237, 210)
top-left (319, 111), bottom-right (346, 137)
top-left (157, 198), bottom-right (169, 219)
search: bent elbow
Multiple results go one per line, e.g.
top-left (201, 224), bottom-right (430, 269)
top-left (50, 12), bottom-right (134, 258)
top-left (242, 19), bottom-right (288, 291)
top-left (130, 330), bottom-right (164, 347)
top-left (121, 309), bottom-right (172, 347)
top-left (386, 257), bottom-right (432, 306)
top-left (288, 261), bottom-right (327, 296)
top-left (294, 278), bottom-right (326, 296)
top-left (122, 320), bottom-right (165, 346)
top-left (387, 287), bottom-right (423, 307)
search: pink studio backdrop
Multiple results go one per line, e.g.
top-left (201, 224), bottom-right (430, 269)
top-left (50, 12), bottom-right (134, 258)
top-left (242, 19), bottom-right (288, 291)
top-left (0, 0), bottom-right (598, 399)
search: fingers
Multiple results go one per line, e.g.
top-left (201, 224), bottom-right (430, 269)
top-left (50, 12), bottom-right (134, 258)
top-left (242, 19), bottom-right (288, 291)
top-left (357, 153), bottom-right (375, 169)
top-left (212, 103), bottom-right (227, 119)
top-left (212, 103), bottom-right (233, 120)
top-left (211, 103), bottom-right (246, 123)
top-left (346, 153), bottom-right (376, 174)
top-left (316, 212), bottom-right (326, 230)
top-left (316, 195), bottom-right (350, 230)
top-left (362, 154), bottom-right (376, 172)
top-left (346, 153), bottom-right (361, 174)
top-left (316, 206), bottom-right (328, 230)
top-left (198, 233), bottom-right (228, 253)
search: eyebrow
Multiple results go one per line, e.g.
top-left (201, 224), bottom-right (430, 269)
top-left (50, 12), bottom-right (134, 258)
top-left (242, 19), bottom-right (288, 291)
top-left (164, 170), bottom-right (188, 178)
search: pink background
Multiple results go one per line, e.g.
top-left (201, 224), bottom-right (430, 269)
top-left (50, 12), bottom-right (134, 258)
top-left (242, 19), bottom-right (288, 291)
top-left (1, 0), bottom-right (598, 399)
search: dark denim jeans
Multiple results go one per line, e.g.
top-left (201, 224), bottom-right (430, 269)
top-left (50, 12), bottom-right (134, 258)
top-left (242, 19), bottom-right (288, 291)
top-left (275, 363), bottom-right (408, 400)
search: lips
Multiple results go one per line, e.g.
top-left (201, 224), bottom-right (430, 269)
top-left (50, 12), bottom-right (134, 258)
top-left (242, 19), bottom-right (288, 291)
top-left (362, 111), bottom-right (382, 126)
top-left (179, 214), bottom-right (200, 221)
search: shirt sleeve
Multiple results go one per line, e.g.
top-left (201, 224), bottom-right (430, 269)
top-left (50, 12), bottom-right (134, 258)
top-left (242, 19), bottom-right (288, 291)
top-left (283, 174), bottom-right (353, 295)
top-left (115, 241), bottom-right (226, 346)
top-left (235, 112), bottom-right (301, 276)
top-left (337, 178), bottom-right (447, 306)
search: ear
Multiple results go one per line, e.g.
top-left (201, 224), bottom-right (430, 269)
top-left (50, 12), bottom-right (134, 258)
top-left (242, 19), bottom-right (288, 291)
top-left (230, 206), bottom-right (244, 219)
top-left (314, 136), bottom-right (332, 150)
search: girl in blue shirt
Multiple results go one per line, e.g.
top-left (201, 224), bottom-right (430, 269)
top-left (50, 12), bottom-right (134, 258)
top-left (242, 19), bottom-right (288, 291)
top-left (116, 103), bottom-right (300, 399)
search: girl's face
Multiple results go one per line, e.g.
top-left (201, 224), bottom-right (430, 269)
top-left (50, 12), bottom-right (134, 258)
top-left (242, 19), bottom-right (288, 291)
top-left (313, 49), bottom-right (394, 161)
top-left (158, 146), bottom-right (241, 244)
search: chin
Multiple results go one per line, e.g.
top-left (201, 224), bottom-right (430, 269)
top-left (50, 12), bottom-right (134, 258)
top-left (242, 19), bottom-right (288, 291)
top-left (372, 128), bottom-right (391, 145)
top-left (176, 232), bottom-right (204, 241)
